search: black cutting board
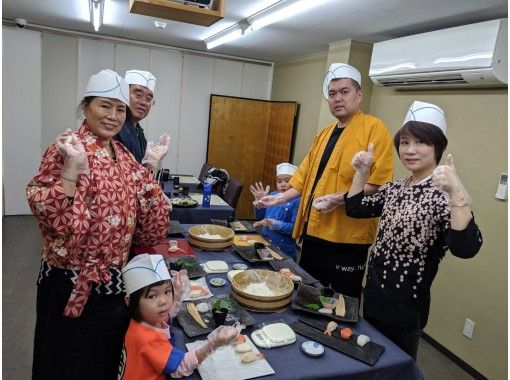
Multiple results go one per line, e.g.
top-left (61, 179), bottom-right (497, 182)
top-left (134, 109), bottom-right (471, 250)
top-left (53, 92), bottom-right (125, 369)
top-left (269, 258), bottom-right (319, 285)
top-left (165, 256), bottom-right (207, 279)
top-left (290, 319), bottom-right (385, 366)
top-left (233, 245), bottom-right (276, 263)
top-left (210, 219), bottom-right (256, 233)
top-left (177, 296), bottom-right (256, 338)
top-left (167, 220), bottom-right (185, 236)
top-left (291, 283), bottom-right (359, 322)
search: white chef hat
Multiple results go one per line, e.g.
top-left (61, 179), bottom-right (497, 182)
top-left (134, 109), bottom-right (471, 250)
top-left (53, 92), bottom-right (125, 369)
top-left (122, 254), bottom-right (170, 295)
top-left (84, 69), bottom-right (130, 107)
top-left (125, 70), bottom-right (156, 93)
top-left (402, 101), bottom-right (447, 135)
top-left (322, 63), bottom-right (362, 98)
top-left (276, 163), bottom-right (298, 177)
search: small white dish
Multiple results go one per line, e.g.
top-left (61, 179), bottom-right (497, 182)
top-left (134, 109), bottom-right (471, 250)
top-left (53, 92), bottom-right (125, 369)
top-left (233, 263), bottom-right (248, 270)
top-left (301, 341), bottom-right (324, 357)
top-left (209, 277), bottom-right (226, 287)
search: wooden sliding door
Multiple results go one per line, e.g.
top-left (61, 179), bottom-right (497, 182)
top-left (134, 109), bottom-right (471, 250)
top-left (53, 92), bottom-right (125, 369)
top-left (207, 95), bottom-right (298, 219)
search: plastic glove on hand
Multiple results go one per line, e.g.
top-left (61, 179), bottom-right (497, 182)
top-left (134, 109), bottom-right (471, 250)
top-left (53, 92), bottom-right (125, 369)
top-left (168, 269), bottom-right (190, 317)
top-left (142, 133), bottom-right (170, 171)
top-left (253, 193), bottom-right (284, 208)
top-left (207, 325), bottom-right (240, 350)
top-left (250, 182), bottom-right (270, 201)
top-left (55, 129), bottom-right (89, 177)
top-left (351, 143), bottom-right (374, 174)
top-left (253, 218), bottom-right (276, 228)
top-left (312, 194), bottom-right (343, 212)
top-left (432, 154), bottom-right (471, 206)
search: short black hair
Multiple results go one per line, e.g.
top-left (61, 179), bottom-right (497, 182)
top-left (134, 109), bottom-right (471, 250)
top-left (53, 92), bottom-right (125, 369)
top-left (394, 121), bottom-right (448, 164)
top-left (125, 280), bottom-right (173, 322)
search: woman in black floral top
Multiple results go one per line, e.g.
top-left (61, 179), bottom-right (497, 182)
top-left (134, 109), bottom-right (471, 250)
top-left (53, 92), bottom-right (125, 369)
top-left (345, 101), bottom-right (482, 359)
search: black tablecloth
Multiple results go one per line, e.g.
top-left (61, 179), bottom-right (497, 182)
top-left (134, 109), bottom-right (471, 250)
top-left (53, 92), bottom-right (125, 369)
top-left (170, 226), bottom-right (422, 380)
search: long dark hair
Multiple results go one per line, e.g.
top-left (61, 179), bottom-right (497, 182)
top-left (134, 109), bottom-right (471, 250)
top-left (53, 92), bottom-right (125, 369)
top-left (394, 121), bottom-right (448, 164)
top-left (126, 280), bottom-right (173, 322)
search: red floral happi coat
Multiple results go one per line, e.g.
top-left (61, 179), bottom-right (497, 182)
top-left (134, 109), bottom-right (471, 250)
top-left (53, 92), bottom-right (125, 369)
top-left (27, 123), bottom-right (170, 318)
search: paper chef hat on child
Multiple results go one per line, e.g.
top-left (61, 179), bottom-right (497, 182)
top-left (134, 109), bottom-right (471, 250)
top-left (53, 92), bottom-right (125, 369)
top-left (402, 101), bottom-right (447, 135)
top-left (125, 70), bottom-right (157, 92)
top-left (84, 69), bottom-right (130, 107)
top-left (276, 163), bottom-right (298, 177)
top-left (322, 63), bottom-right (362, 98)
top-left (122, 254), bottom-right (170, 295)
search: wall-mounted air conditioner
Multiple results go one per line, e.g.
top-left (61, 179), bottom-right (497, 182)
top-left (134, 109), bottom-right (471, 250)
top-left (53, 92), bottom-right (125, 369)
top-left (369, 19), bottom-right (507, 88)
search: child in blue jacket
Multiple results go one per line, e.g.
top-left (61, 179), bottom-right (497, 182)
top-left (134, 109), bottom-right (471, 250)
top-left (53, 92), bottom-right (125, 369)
top-left (250, 163), bottom-right (301, 261)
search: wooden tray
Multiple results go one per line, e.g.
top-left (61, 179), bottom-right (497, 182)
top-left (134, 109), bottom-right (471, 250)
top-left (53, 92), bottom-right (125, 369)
top-left (210, 219), bottom-right (256, 233)
top-left (177, 296), bottom-right (256, 338)
top-left (269, 259), bottom-right (319, 285)
top-left (165, 256), bottom-right (207, 279)
top-left (233, 235), bottom-right (269, 246)
top-left (290, 319), bottom-right (385, 366)
top-left (291, 283), bottom-right (359, 322)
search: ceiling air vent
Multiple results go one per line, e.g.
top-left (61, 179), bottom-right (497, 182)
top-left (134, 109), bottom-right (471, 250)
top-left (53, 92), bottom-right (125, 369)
top-left (379, 74), bottom-right (468, 87)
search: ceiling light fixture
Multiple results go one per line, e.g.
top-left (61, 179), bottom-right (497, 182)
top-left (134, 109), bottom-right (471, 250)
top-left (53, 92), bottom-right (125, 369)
top-left (248, 0), bottom-right (329, 31)
top-left (89, 0), bottom-right (105, 32)
top-left (203, 0), bottom-right (329, 49)
top-left (205, 22), bottom-right (249, 50)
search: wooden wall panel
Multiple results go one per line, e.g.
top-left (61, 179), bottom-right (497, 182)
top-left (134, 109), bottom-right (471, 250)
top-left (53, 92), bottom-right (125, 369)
top-left (207, 96), bottom-right (297, 219)
top-left (262, 102), bottom-right (298, 187)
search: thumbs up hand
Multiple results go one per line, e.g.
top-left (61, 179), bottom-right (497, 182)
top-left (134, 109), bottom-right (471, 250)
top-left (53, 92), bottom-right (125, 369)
top-left (432, 154), bottom-right (471, 206)
top-left (351, 143), bottom-right (374, 174)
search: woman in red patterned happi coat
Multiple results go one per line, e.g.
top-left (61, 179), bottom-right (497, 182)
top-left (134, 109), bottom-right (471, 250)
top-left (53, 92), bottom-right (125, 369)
top-left (27, 69), bottom-right (170, 380)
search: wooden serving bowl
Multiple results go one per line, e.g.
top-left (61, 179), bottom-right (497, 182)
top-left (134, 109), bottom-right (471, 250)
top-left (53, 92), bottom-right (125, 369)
top-left (231, 269), bottom-right (294, 311)
top-left (187, 224), bottom-right (235, 251)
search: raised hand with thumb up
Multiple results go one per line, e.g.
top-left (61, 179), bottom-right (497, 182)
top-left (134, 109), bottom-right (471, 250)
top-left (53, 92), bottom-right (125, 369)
top-left (351, 143), bottom-right (374, 174)
top-left (432, 154), bottom-right (471, 206)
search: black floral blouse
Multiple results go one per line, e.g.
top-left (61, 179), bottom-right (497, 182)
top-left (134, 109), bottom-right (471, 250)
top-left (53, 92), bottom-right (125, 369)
top-left (345, 176), bottom-right (482, 329)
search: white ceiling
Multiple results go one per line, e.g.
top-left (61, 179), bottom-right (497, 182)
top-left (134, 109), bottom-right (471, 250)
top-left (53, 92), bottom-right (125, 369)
top-left (2, 0), bottom-right (508, 62)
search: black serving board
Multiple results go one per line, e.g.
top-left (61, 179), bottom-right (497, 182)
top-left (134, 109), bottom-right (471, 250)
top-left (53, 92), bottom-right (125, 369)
top-left (167, 220), bottom-right (185, 236)
top-left (177, 296), bottom-right (256, 338)
top-left (233, 245), bottom-right (274, 263)
top-left (269, 258), bottom-right (319, 286)
top-left (165, 256), bottom-right (207, 279)
top-left (291, 283), bottom-right (359, 322)
top-left (210, 219), bottom-right (256, 233)
top-left (290, 320), bottom-right (384, 366)
top-left (171, 196), bottom-right (198, 208)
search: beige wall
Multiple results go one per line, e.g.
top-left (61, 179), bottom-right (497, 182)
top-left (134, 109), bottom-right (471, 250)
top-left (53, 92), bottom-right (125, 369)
top-left (370, 87), bottom-right (508, 379)
top-left (271, 51), bottom-right (328, 163)
top-left (271, 43), bottom-right (508, 379)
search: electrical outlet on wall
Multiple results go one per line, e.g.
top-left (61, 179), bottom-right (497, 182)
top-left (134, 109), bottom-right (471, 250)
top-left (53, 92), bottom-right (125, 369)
top-left (463, 318), bottom-right (475, 339)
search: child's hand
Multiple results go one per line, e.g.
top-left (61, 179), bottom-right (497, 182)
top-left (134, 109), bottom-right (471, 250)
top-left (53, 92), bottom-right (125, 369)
top-left (250, 182), bottom-right (270, 201)
top-left (168, 270), bottom-right (190, 317)
top-left (253, 218), bottom-right (276, 228)
top-left (207, 325), bottom-right (240, 349)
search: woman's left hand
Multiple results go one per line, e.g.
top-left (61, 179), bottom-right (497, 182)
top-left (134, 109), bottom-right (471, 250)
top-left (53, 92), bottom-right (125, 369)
top-left (432, 154), bottom-right (471, 206)
top-left (143, 133), bottom-right (170, 171)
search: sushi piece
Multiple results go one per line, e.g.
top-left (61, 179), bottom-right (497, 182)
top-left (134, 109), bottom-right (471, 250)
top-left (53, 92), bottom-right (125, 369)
top-left (335, 294), bottom-right (346, 317)
top-left (318, 308), bottom-right (333, 314)
top-left (240, 351), bottom-right (264, 363)
top-left (196, 302), bottom-right (209, 313)
top-left (357, 334), bottom-right (371, 347)
top-left (323, 321), bottom-right (338, 336)
top-left (340, 327), bottom-right (352, 340)
top-left (234, 342), bottom-right (253, 353)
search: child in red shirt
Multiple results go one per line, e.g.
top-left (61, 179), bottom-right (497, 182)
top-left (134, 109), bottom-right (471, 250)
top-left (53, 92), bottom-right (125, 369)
top-left (120, 254), bottom-right (240, 379)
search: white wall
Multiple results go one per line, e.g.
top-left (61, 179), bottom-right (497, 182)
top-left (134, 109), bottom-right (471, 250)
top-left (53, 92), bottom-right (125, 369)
top-left (3, 28), bottom-right (42, 215)
top-left (2, 26), bottom-right (273, 215)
